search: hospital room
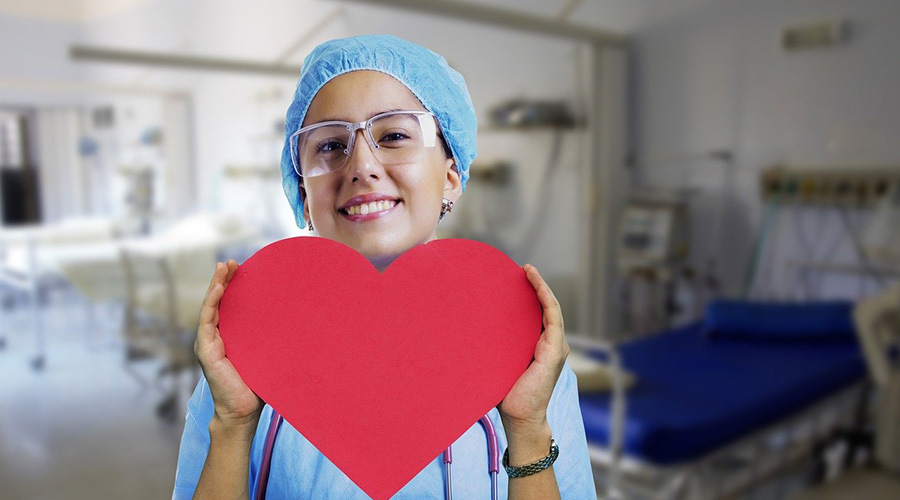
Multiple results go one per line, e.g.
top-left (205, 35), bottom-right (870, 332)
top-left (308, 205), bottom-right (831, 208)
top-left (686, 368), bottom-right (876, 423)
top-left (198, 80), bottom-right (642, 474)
top-left (1, 0), bottom-right (899, 498)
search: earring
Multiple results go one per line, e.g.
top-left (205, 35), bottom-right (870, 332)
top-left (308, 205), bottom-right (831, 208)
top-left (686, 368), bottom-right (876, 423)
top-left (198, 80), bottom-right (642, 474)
top-left (439, 198), bottom-right (454, 222)
top-left (306, 218), bottom-right (314, 231)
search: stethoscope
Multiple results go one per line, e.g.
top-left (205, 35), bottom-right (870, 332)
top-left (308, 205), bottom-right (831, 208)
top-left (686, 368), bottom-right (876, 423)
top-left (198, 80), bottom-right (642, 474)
top-left (255, 408), bottom-right (500, 500)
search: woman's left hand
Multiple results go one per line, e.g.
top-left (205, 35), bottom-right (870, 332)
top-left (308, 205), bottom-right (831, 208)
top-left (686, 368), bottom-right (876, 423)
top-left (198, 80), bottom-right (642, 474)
top-left (498, 264), bottom-right (570, 432)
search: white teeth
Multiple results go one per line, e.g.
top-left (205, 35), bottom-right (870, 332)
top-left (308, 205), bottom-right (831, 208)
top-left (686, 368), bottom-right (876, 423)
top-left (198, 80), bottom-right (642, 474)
top-left (344, 200), bottom-right (397, 216)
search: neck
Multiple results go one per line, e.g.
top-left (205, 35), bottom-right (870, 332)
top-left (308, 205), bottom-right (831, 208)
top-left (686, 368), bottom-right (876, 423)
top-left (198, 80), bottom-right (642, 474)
top-left (368, 254), bottom-right (398, 273)
top-left (365, 232), bottom-right (438, 273)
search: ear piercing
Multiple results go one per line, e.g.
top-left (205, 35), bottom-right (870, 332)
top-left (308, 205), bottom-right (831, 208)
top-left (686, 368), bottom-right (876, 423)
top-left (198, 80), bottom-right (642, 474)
top-left (439, 198), bottom-right (454, 222)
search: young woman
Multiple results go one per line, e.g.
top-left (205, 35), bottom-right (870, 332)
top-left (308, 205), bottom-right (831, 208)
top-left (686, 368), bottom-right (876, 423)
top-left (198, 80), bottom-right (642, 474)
top-left (173, 34), bottom-right (596, 500)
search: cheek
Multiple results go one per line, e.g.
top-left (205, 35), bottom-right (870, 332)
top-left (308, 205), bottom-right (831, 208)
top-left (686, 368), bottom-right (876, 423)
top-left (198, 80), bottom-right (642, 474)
top-left (304, 181), bottom-right (336, 218)
top-left (398, 167), bottom-right (445, 210)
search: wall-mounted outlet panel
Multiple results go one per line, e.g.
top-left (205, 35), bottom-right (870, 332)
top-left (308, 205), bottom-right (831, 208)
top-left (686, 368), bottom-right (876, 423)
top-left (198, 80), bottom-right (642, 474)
top-left (761, 166), bottom-right (900, 206)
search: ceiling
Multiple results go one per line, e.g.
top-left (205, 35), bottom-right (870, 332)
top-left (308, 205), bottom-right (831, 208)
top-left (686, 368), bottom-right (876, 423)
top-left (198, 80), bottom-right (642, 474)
top-left (0, 0), bottom-right (728, 33)
top-left (0, 0), bottom-right (155, 22)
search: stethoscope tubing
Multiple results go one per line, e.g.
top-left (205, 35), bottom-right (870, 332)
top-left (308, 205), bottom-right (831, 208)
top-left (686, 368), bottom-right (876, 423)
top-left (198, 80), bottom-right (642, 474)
top-left (256, 409), bottom-right (284, 500)
top-left (255, 409), bottom-right (500, 500)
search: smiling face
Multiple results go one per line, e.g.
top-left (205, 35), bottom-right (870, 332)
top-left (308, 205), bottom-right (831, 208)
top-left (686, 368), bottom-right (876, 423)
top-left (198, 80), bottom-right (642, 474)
top-left (300, 70), bottom-right (462, 270)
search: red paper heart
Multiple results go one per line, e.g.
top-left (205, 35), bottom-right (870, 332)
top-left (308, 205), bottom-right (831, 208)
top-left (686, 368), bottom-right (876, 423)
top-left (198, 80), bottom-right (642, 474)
top-left (219, 237), bottom-right (541, 499)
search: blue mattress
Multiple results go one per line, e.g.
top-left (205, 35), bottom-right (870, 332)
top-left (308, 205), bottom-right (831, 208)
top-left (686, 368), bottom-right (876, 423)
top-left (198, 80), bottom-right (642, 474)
top-left (580, 322), bottom-right (866, 464)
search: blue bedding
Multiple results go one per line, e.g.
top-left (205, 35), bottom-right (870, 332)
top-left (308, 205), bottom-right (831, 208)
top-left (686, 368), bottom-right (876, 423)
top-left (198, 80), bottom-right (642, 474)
top-left (580, 322), bottom-right (866, 464)
top-left (704, 300), bottom-right (856, 341)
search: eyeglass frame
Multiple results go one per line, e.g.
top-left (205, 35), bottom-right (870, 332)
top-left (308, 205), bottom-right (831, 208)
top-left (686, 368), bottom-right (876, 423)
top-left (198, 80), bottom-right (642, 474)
top-left (289, 110), bottom-right (441, 179)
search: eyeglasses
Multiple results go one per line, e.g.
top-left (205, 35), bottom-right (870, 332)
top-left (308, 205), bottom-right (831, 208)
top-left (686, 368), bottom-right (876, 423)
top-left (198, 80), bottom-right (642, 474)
top-left (289, 110), bottom-right (439, 179)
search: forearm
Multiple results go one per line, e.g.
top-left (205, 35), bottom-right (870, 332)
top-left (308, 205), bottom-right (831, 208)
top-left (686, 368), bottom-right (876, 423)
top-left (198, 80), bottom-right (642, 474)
top-left (504, 420), bottom-right (561, 500)
top-left (192, 415), bottom-right (259, 500)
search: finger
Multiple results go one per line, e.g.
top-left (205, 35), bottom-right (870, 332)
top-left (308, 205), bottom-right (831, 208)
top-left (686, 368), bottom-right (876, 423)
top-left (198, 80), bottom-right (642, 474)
top-left (204, 262), bottom-right (226, 299)
top-left (224, 259), bottom-right (239, 284)
top-left (524, 265), bottom-right (563, 331)
top-left (524, 267), bottom-right (568, 363)
top-left (199, 282), bottom-right (225, 330)
top-left (196, 284), bottom-right (225, 359)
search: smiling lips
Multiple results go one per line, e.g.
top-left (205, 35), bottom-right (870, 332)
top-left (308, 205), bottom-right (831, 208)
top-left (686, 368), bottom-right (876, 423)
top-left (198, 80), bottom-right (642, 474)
top-left (339, 194), bottom-right (400, 221)
top-left (345, 200), bottom-right (397, 216)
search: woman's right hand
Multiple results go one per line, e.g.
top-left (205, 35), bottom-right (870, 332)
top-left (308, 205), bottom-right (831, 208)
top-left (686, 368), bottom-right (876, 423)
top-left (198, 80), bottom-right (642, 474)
top-left (195, 259), bottom-right (263, 429)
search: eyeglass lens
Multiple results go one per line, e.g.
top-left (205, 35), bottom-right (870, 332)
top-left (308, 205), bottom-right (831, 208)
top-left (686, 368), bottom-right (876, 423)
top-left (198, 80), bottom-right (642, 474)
top-left (294, 112), bottom-right (436, 178)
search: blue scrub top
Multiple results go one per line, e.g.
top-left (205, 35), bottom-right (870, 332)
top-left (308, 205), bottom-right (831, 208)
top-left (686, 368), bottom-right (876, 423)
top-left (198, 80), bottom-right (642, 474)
top-left (172, 361), bottom-right (596, 499)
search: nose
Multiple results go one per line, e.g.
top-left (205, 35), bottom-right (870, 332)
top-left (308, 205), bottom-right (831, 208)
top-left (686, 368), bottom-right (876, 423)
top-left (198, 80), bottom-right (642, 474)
top-left (344, 127), bottom-right (383, 183)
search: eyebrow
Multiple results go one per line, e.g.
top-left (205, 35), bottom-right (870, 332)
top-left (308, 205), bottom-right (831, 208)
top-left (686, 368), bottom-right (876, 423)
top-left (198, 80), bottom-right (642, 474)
top-left (316, 108), bottom-right (409, 123)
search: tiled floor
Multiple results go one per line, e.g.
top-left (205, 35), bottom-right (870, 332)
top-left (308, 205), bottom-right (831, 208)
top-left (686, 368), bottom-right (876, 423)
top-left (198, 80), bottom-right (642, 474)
top-left (787, 466), bottom-right (900, 500)
top-left (0, 298), bottom-right (185, 500)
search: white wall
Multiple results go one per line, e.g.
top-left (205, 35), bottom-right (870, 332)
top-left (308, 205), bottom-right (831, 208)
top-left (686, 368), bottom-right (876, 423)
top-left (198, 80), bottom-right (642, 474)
top-left (0, 1), bottom-right (596, 292)
top-left (633, 0), bottom-right (900, 298)
top-left (0, 15), bottom-right (83, 82)
top-left (81, 1), bottom-right (594, 278)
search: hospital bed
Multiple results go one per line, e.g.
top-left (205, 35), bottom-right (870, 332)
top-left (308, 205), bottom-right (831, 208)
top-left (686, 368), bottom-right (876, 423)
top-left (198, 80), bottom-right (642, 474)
top-left (0, 218), bottom-right (119, 369)
top-left (71, 213), bottom-right (264, 421)
top-left (116, 214), bottom-right (263, 421)
top-left (575, 301), bottom-right (870, 500)
top-left (1, 214), bottom-right (265, 420)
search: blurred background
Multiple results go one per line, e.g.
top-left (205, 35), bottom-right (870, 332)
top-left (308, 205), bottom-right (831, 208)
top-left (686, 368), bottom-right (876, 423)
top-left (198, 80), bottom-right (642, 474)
top-left (1, 0), bottom-right (899, 498)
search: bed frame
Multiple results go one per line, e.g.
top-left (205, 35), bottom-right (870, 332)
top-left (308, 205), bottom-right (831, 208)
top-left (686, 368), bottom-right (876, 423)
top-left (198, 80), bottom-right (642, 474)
top-left (568, 336), bottom-right (870, 500)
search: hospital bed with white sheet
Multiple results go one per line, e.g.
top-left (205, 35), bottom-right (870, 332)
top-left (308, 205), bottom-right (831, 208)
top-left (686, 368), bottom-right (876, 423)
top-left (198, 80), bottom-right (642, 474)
top-left (2, 214), bottom-right (265, 421)
top-left (0, 218), bottom-right (119, 369)
top-left (114, 214), bottom-right (265, 421)
top-left (58, 213), bottom-right (264, 421)
top-left (574, 301), bottom-right (870, 500)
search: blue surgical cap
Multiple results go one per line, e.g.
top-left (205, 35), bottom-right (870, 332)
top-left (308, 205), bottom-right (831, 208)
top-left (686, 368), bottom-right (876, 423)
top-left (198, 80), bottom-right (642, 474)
top-left (281, 34), bottom-right (478, 229)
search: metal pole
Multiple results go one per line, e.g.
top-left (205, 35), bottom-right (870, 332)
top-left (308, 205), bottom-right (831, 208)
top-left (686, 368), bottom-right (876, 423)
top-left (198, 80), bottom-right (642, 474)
top-left (70, 46), bottom-right (300, 77)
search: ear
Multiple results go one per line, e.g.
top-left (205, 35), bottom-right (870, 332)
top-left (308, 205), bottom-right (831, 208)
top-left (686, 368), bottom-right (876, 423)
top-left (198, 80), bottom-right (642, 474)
top-left (443, 158), bottom-right (462, 203)
top-left (300, 184), bottom-right (311, 225)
